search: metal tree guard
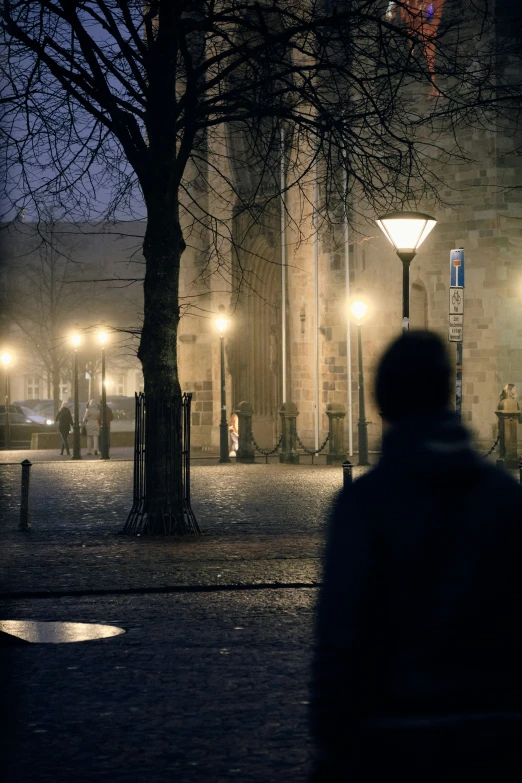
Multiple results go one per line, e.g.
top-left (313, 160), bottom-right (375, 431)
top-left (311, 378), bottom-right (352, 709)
top-left (123, 392), bottom-right (200, 535)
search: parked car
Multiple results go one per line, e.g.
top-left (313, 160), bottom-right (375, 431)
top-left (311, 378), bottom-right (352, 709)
top-left (13, 399), bottom-right (56, 415)
top-left (2, 404), bottom-right (54, 427)
top-left (20, 406), bottom-right (54, 427)
top-left (106, 396), bottom-right (135, 420)
top-left (0, 412), bottom-right (53, 448)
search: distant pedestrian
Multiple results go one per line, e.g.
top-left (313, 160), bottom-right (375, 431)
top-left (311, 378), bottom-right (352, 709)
top-left (229, 412), bottom-right (238, 457)
top-left (100, 400), bottom-right (114, 451)
top-left (55, 402), bottom-right (73, 456)
top-left (310, 330), bottom-right (522, 782)
top-left (83, 399), bottom-right (101, 455)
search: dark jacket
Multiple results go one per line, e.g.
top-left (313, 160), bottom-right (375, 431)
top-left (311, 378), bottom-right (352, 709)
top-left (310, 410), bottom-right (522, 781)
top-left (55, 406), bottom-right (73, 434)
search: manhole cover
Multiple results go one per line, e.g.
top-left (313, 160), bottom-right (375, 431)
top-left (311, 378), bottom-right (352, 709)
top-left (0, 621), bottom-right (125, 644)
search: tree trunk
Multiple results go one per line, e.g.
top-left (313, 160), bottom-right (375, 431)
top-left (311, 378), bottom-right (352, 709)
top-left (135, 200), bottom-right (189, 534)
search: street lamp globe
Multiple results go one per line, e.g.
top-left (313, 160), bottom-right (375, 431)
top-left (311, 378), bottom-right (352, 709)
top-left (1, 351), bottom-right (12, 368)
top-left (350, 301), bottom-right (369, 323)
top-left (98, 331), bottom-right (108, 345)
top-left (375, 211), bottom-right (437, 263)
top-left (71, 334), bottom-right (81, 348)
top-left (215, 316), bottom-right (228, 335)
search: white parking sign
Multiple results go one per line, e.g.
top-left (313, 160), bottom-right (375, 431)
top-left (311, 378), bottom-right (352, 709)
top-left (448, 325), bottom-right (463, 342)
top-left (449, 288), bottom-right (464, 314)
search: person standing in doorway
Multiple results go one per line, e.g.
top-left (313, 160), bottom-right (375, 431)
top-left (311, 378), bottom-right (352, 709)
top-left (229, 412), bottom-right (239, 457)
top-left (83, 399), bottom-right (101, 455)
top-left (55, 402), bottom-right (73, 456)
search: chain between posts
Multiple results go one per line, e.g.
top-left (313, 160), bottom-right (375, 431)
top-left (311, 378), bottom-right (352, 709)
top-left (251, 433), bottom-right (283, 458)
top-left (481, 422), bottom-right (500, 458)
top-left (295, 431), bottom-right (330, 456)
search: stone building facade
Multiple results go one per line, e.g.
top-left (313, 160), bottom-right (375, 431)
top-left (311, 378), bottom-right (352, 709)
top-left (2, 5), bottom-right (521, 456)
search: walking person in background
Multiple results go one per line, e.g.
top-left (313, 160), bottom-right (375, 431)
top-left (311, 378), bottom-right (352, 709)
top-left (229, 412), bottom-right (238, 457)
top-left (101, 399), bottom-right (114, 451)
top-left (83, 399), bottom-right (101, 455)
top-left (310, 330), bottom-right (522, 782)
top-left (55, 402), bottom-right (73, 456)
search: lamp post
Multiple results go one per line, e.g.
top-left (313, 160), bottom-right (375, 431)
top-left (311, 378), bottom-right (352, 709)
top-left (71, 334), bottom-right (82, 460)
top-left (1, 351), bottom-right (13, 450)
top-left (349, 301), bottom-right (370, 466)
top-left (215, 309), bottom-right (231, 463)
top-left (98, 331), bottom-right (110, 460)
top-left (376, 212), bottom-right (437, 331)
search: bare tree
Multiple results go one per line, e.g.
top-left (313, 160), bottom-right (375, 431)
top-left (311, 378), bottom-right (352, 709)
top-left (0, 1), bottom-right (501, 532)
top-left (4, 212), bottom-right (103, 413)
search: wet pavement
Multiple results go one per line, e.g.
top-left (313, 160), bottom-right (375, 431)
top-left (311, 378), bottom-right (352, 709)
top-left (0, 456), bottom-right (368, 782)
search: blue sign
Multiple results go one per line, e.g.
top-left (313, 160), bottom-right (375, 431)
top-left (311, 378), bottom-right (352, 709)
top-left (450, 248), bottom-right (465, 287)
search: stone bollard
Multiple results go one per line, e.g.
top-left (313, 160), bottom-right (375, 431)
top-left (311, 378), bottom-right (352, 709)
top-left (19, 459), bottom-right (32, 530)
top-left (279, 402), bottom-right (299, 464)
top-left (342, 460), bottom-right (353, 487)
top-left (496, 396), bottom-right (521, 470)
top-left (236, 401), bottom-right (255, 463)
top-left (326, 403), bottom-right (347, 465)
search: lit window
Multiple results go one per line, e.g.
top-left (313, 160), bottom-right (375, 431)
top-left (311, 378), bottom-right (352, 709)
top-left (27, 376), bottom-right (41, 399)
top-left (116, 374), bottom-right (125, 396)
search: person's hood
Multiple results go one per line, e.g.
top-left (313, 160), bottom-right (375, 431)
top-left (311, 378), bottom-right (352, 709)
top-left (380, 409), bottom-right (485, 488)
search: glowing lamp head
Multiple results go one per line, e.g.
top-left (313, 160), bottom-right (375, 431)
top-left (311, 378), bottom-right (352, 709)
top-left (215, 317), bottom-right (228, 335)
top-left (376, 212), bottom-right (437, 258)
top-left (350, 301), bottom-right (369, 322)
top-left (71, 334), bottom-right (81, 348)
top-left (1, 351), bottom-right (13, 368)
top-left (98, 331), bottom-right (108, 345)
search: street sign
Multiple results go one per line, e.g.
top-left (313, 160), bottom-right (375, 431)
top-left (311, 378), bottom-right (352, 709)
top-left (448, 325), bottom-right (463, 342)
top-left (85, 372), bottom-right (91, 380)
top-left (449, 249), bottom-right (465, 419)
top-left (449, 288), bottom-right (464, 314)
top-left (450, 248), bottom-right (465, 287)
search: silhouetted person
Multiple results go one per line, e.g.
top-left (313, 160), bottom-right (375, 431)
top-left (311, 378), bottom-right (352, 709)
top-left (310, 330), bottom-right (522, 782)
top-left (55, 402), bottom-right (73, 456)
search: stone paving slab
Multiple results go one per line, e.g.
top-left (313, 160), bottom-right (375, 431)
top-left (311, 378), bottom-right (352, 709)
top-left (0, 462), bottom-right (356, 595)
top-left (0, 589), bottom-right (316, 782)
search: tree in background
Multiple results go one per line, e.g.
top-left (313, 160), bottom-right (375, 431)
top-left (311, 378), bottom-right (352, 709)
top-left (0, 1), bottom-right (505, 532)
top-left (5, 213), bottom-right (92, 414)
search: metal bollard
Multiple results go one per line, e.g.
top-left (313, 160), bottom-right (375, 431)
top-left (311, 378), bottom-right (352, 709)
top-left (342, 460), bottom-right (353, 487)
top-left (19, 459), bottom-right (32, 530)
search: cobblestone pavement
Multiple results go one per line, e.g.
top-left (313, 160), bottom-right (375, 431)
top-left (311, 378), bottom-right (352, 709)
top-left (0, 458), bottom-right (371, 782)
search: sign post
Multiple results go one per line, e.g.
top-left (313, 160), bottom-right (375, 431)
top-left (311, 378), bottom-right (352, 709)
top-left (449, 249), bottom-right (465, 418)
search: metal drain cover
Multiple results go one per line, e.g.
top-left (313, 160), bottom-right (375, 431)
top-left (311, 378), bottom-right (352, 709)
top-left (0, 620), bottom-right (125, 644)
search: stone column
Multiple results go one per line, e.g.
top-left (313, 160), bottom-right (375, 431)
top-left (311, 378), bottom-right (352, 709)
top-left (326, 403), bottom-right (347, 464)
top-left (279, 401), bottom-right (299, 464)
top-left (236, 401), bottom-right (255, 463)
top-left (496, 397), bottom-right (520, 469)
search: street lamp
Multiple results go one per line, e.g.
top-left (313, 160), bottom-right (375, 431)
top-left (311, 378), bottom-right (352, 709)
top-left (1, 351), bottom-right (13, 450)
top-left (349, 300), bottom-right (370, 466)
top-left (215, 308), bottom-right (231, 463)
top-left (71, 333), bottom-right (82, 460)
top-left (98, 331), bottom-right (110, 460)
top-left (375, 212), bottom-right (437, 331)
